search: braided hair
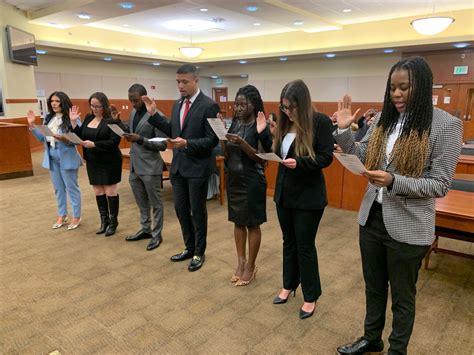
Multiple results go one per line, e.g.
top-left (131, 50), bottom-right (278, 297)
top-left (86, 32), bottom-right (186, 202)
top-left (365, 56), bottom-right (433, 177)
top-left (234, 84), bottom-right (265, 118)
top-left (46, 91), bottom-right (73, 132)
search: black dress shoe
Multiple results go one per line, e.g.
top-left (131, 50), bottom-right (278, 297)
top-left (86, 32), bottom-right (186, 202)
top-left (188, 255), bottom-right (205, 272)
top-left (337, 337), bottom-right (384, 354)
top-left (299, 308), bottom-right (314, 320)
top-left (146, 235), bottom-right (162, 251)
top-left (273, 289), bottom-right (297, 304)
top-left (170, 250), bottom-right (194, 262)
top-left (125, 231), bottom-right (152, 241)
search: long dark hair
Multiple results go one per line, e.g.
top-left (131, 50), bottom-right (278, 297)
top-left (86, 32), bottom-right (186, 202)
top-left (365, 56), bottom-right (433, 177)
top-left (274, 80), bottom-right (315, 159)
top-left (46, 91), bottom-right (73, 132)
top-left (233, 84), bottom-right (265, 119)
top-left (88, 92), bottom-right (111, 119)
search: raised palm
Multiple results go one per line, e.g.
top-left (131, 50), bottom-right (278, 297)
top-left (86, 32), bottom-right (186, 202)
top-left (256, 111), bottom-right (267, 133)
top-left (336, 94), bottom-right (361, 129)
top-left (142, 96), bottom-right (157, 115)
top-left (69, 105), bottom-right (81, 121)
top-left (26, 109), bottom-right (36, 124)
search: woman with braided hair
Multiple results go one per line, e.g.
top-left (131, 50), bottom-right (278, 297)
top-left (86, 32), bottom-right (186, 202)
top-left (225, 85), bottom-right (273, 286)
top-left (335, 56), bottom-right (463, 355)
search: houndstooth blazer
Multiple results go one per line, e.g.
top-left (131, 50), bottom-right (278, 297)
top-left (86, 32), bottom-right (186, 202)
top-left (335, 107), bottom-right (463, 246)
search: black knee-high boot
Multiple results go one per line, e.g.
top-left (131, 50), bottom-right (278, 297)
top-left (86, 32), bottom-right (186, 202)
top-left (96, 195), bottom-right (109, 234)
top-left (105, 195), bottom-right (119, 236)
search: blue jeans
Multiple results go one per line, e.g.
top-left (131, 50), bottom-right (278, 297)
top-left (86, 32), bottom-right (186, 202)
top-left (49, 148), bottom-right (81, 218)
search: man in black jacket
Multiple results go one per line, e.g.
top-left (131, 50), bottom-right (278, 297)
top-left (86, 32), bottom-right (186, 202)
top-left (144, 64), bottom-right (219, 272)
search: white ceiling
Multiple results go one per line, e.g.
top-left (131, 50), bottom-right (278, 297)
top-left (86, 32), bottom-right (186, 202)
top-left (6, 0), bottom-right (474, 43)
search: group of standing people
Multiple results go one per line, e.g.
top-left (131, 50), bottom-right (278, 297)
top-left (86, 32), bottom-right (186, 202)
top-left (28, 57), bottom-right (463, 354)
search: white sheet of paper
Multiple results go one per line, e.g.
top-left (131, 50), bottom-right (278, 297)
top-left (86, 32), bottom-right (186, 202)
top-left (107, 124), bottom-right (125, 137)
top-left (148, 137), bottom-right (169, 142)
top-left (207, 118), bottom-right (228, 140)
top-left (63, 132), bottom-right (84, 144)
top-left (37, 125), bottom-right (54, 137)
top-left (256, 152), bottom-right (283, 162)
top-left (334, 152), bottom-right (366, 176)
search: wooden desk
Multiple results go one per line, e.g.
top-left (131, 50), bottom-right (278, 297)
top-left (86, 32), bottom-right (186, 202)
top-left (456, 155), bottom-right (474, 174)
top-left (454, 174), bottom-right (474, 182)
top-left (0, 122), bottom-right (33, 179)
top-left (121, 148), bottom-right (225, 205)
top-left (425, 190), bottom-right (474, 268)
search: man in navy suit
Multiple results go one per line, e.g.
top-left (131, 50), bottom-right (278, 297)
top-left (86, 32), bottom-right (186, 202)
top-left (144, 64), bottom-right (219, 272)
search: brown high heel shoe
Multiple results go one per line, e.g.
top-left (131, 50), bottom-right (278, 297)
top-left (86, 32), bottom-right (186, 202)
top-left (235, 266), bottom-right (258, 286)
top-left (230, 274), bottom-right (240, 283)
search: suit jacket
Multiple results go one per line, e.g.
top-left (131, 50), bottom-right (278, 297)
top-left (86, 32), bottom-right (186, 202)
top-left (335, 107), bottom-right (463, 245)
top-left (148, 91), bottom-right (220, 178)
top-left (73, 114), bottom-right (122, 164)
top-left (31, 115), bottom-right (83, 170)
top-left (274, 112), bottom-right (334, 210)
top-left (127, 109), bottom-right (167, 175)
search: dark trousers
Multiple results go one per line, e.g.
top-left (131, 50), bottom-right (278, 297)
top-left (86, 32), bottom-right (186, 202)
top-left (360, 202), bottom-right (429, 355)
top-left (276, 205), bottom-right (325, 302)
top-left (171, 173), bottom-right (209, 256)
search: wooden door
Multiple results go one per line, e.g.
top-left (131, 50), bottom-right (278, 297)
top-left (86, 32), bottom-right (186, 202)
top-left (432, 84), bottom-right (460, 116)
top-left (463, 88), bottom-right (474, 140)
top-left (212, 87), bottom-right (228, 116)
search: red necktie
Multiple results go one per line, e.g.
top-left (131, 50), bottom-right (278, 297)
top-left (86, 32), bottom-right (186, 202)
top-left (181, 99), bottom-right (191, 128)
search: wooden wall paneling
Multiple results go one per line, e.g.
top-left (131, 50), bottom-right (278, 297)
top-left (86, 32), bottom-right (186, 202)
top-left (0, 123), bottom-right (33, 179)
top-left (341, 169), bottom-right (368, 211)
top-left (323, 159), bottom-right (344, 208)
top-left (265, 161), bottom-right (278, 196)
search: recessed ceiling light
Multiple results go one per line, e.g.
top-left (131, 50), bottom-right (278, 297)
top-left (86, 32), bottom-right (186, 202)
top-left (48, 22), bottom-right (68, 29)
top-left (103, 57), bottom-right (112, 61)
top-left (163, 19), bottom-right (214, 31)
top-left (119, 2), bottom-right (134, 9)
top-left (152, 62), bottom-right (161, 66)
top-left (36, 49), bottom-right (48, 55)
top-left (279, 57), bottom-right (288, 61)
top-left (208, 28), bottom-right (224, 32)
top-left (77, 13), bottom-right (91, 19)
top-left (453, 43), bottom-right (469, 48)
top-left (239, 60), bottom-right (247, 64)
top-left (246, 5), bottom-right (258, 12)
top-left (325, 53), bottom-right (336, 58)
top-left (200, 8), bottom-right (208, 12)
top-left (343, 9), bottom-right (352, 13)
top-left (211, 75), bottom-right (219, 79)
top-left (294, 20), bottom-right (304, 26)
top-left (253, 22), bottom-right (261, 26)
top-left (240, 74), bottom-right (248, 78)
top-left (383, 49), bottom-right (395, 53)
top-left (123, 24), bottom-right (130, 27)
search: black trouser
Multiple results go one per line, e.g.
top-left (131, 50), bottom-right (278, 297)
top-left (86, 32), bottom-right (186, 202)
top-left (360, 202), bottom-right (429, 355)
top-left (276, 205), bottom-right (325, 302)
top-left (171, 173), bottom-right (209, 256)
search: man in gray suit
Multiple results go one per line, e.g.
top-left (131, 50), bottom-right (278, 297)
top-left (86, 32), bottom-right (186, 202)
top-left (124, 83), bottom-right (168, 250)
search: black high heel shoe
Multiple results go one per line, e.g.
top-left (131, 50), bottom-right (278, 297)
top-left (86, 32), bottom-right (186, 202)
top-left (299, 302), bottom-right (315, 319)
top-left (273, 288), bottom-right (297, 304)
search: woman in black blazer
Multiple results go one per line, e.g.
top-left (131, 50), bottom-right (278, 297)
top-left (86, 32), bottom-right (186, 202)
top-left (272, 80), bottom-right (334, 319)
top-left (72, 92), bottom-right (122, 236)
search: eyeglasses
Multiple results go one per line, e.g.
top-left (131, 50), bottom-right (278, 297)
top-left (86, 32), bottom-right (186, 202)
top-left (279, 104), bottom-right (294, 113)
top-left (90, 104), bottom-right (103, 109)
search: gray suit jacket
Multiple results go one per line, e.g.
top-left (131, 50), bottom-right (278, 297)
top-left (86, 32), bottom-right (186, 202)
top-left (335, 107), bottom-right (463, 245)
top-left (128, 110), bottom-right (168, 175)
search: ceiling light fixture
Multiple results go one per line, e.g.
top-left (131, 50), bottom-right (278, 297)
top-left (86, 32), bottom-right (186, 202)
top-left (343, 9), bottom-right (352, 13)
top-left (453, 43), bottom-right (469, 48)
top-left (179, 28), bottom-right (203, 58)
top-left (383, 49), bottom-right (395, 53)
top-left (239, 60), bottom-right (247, 64)
top-left (152, 62), bottom-right (161, 66)
top-left (78, 13), bottom-right (91, 19)
top-left (36, 49), bottom-right (48, 55)
top-left (200, 8), bottom-right (208, 12)
top-left (211, 75), bottom-right (219, 79)
top-left (253, 22), bottom-right (261, 26)
top-left (103, 57), bottom-right (112, 61)
top-left (325, 53), bottom-right (336, 58)
top-left (411, 16), bottom-right (454, 35)
top-left (293, 20), bottom-right (304, 26)
top-left (246, 5), bottom-right (258, 12)
top-left (119, 2), bottom-right (134, 9)
top-left (240, 74), bottom-right (248, 78)
top-left (279, 57), bottom-right (288, 61)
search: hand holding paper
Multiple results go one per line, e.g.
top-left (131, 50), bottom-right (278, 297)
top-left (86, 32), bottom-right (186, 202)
top-left (108, 124), bottom-right (125, 137)
top-left (255, 152), bottom-right (283, 162)
top-left (333, 152), bottom-right (366, 175)
top-left (207, 118), bottom-right (228, 140)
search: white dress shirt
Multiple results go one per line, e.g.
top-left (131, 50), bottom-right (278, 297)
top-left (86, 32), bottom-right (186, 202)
top-left (281, 133), bottom-right (296, 159)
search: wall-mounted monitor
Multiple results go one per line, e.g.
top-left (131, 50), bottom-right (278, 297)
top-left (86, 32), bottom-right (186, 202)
top-left (5, 25), bottom-right (38, 66)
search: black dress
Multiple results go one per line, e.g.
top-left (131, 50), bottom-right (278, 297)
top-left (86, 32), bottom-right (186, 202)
top-left (74, 114), bottom-right (122, 185)
top-left (225, 119), bottom-right (273, 226)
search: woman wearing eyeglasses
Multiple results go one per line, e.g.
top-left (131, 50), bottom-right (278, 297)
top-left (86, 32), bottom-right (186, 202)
top-left (272, 80), bottom-right (334, 319)
top-left (71, 92), bottom-right (122, 236)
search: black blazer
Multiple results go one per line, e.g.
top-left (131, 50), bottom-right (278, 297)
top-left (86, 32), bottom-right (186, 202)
top-left (274, 112), bottom-right (334, 210)
top-left (148, 91), bottom-right (220, 178)
top-left (73, 114), bottom-right (122, 164)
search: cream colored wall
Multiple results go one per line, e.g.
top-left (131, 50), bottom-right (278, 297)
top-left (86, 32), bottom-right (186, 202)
top-left (34, 55), bottom-right (213, 100)
top-left (204, 53), bottom-right (401, 102)
top-left (0, 3), bottom-right (38, 118)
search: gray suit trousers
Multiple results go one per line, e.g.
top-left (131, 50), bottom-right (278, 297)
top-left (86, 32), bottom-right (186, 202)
top-left (129, 172), bottom-right (164, 238)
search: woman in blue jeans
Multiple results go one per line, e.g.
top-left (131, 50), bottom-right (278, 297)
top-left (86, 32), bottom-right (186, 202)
top-left (27, 91), bottom-right (82, 230)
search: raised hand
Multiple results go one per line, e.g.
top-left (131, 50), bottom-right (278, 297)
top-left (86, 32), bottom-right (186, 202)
top-left (256, 111), bottom-right (267, 133)
top-left (26, 109), bottom-right (36, 125)
top-left (142, 96), bottom-right (157, 115)
top-left (336, 95), bottom-right (361, 129)
top-left (69, 106), bottom-right (81, 128)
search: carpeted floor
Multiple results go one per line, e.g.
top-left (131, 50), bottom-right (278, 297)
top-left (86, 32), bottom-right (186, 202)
top-left (0, 152), bottom-right (472, 354)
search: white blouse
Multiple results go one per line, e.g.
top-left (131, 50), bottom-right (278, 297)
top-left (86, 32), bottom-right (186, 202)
top-left (281, 133), bottom-right (296, 159)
